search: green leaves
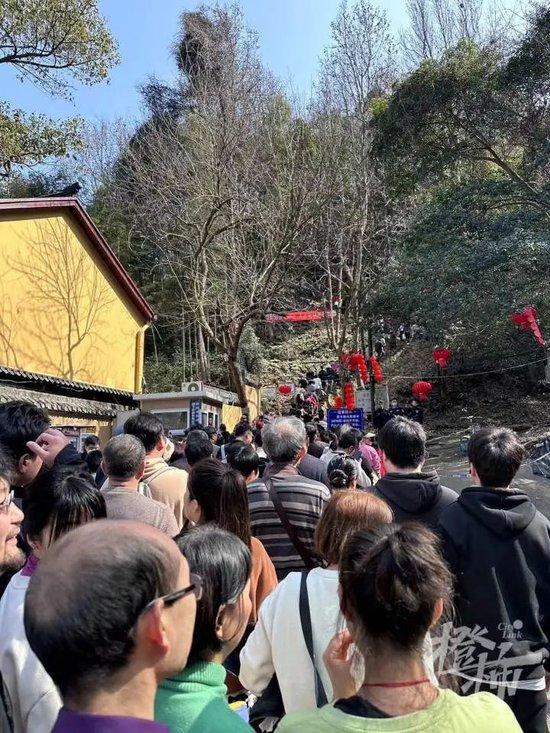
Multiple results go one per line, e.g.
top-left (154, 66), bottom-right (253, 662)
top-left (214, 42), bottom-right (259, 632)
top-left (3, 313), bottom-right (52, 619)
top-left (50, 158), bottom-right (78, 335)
top-left (0, 103), bottom-right (82, 175)
top-left (0, 0), bottom-right (118, 173)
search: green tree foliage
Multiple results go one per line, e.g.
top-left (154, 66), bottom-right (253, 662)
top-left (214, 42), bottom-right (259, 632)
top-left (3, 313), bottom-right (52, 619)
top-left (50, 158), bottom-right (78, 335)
top-left (372, 9), bottom-right (550, 213)
top-left (375, 180), bottom-right (550, 363)
top-left (0, 0), bottom-right (119, 174)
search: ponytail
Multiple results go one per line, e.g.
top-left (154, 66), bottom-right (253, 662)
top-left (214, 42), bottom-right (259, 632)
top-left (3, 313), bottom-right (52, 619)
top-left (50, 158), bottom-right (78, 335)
top-left (340, 523), bottom-right (452, 651)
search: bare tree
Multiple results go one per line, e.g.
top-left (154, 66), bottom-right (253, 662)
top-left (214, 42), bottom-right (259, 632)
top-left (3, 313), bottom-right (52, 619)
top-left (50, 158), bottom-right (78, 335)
top-left (311, 0), bottom-right (397, 353)
top-left (112, 7), bottom-right (333, 404)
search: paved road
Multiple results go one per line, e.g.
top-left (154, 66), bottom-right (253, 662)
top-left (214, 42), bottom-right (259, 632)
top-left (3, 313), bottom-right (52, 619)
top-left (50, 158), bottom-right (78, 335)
top-left (425, 433), bottom-right (550, 519)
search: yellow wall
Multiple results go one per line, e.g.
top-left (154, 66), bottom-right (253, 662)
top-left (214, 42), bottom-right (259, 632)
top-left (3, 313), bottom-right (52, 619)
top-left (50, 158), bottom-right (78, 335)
top-left (0, 211), bottom-right (147, 393)
top-left (221, 385), bottom-right (261, 430)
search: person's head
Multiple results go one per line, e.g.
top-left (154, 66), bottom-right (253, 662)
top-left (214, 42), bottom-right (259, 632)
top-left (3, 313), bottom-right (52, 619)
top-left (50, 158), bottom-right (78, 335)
top-left (327, 455), bottom-right (359, 490)
top-left (177, 525), bottom-right (251, 665)
top-left (24, 466), bottom-right (106, 559)
top-left (305, 422), bottom-right (319, 446)
top-left (340, 523), bottom-right (452, 658)
top-left (85, 449), bottom-right (103, 477)
top-left (339, 430), bottom-right (360, 455)
top-left (253, 429), bottom-right (263, 449)
top-left (0, 401), bottom-right (51, 486)
top-left (24, 521), bottom-right (197, 708)
top-left (262, 417), bottom-right (307, 465)
top-left (411, 399), bottom-right (419, 408)
top-left (185, 430), bottom-right (214, 467)
top-left (390, 399), bottom-right (398, 409)
top-left (124, 412), bottom-right (166, 457)
top-left (220, 424), bottom-right (228, 435)
top-left (316, 490), bottom-right (392, 567)
top-left (102, 434), bottom-right (145, 484)
top-left (228, 445), bottom-right (260, 484)
top-left (83, 435), bottom-right (100, 453)
top-left (379, 416), bottom-right (426, 473)
top-left (0, 451), bottom-right (25, 573)
top-left (234, 423), bottom-right (253, 444)
top-left (362, 432), bottom-right (375, 447)
top-left (185, 458), bottom-right (251, 547)
top-left (468, 427), bottom-right (525, 488)
top-left (203, 426), bottom-right (218, 444)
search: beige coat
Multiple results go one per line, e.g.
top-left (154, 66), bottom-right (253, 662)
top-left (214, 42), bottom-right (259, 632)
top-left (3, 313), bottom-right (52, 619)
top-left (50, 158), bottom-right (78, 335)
top-left (142, 457), bottom-right (188, 530)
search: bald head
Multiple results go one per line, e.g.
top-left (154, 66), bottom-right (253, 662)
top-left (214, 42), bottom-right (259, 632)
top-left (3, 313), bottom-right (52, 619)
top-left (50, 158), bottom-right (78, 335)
top-left (24, 520), bottom-right (183, 703)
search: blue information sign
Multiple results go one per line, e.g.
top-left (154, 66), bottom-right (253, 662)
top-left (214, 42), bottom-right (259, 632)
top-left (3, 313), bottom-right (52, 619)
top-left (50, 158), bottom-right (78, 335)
top-left (327, 408), bottom-right (364, 431)
top-left (190, 398), bottom-right (202, 427)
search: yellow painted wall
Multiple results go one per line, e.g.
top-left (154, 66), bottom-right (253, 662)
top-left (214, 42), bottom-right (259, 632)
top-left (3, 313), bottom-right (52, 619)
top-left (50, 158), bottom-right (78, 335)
top-left (221, 385), bottom-right (261, 430)
top-left (0, 211), bottom-right (147, 392)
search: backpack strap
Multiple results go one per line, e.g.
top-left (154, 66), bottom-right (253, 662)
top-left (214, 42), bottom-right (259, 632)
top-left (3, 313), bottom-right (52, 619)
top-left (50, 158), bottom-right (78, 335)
top-left (299, 570), bottom-right (328, 707)
top-left (265, 477), bottom-right (316, 569)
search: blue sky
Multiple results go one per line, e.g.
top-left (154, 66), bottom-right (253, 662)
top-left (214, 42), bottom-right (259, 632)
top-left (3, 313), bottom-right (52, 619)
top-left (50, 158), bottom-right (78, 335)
top-left (2, 0), bottom-right (409, 124)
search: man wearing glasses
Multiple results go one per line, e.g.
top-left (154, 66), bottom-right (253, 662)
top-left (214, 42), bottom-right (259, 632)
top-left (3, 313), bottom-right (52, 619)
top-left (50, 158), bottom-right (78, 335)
top-left (0, 455), bottom-right (25, 597)
top-left (24, 520), bottom-right (200, 732)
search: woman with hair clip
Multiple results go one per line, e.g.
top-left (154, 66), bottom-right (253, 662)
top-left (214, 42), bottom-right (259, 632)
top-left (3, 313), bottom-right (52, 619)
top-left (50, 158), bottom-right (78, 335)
top-left (0, 466), bottom-right (106, 733)
top-left (327, 455), bottom-right (359, 492)
top-left (240, 490), bottom-right (393, 715)
top-left (278, 523), bottom-right (521, 732)
top-left (184, 457), bottom-right (277, 624)
top-left (155, 524), bottom-right (253, 732)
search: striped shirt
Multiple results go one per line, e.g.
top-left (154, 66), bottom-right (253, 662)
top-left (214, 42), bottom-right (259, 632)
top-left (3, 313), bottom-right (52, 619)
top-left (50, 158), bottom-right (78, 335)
top-left (248, 465), bottom-right (331, 580)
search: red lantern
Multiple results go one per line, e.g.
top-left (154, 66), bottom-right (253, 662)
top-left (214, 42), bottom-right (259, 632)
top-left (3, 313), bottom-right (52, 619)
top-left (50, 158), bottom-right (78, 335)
top-left (277, 384), bottom-right (292, 396)
top-left (370, 356), bottom-right (383, 383)
top-left (433, 348), bottom-right (453, 369)
top-left (412, 381), bottom-right (433, 402)
top-left (333, 395), bottom-right (344, 408)
top-left (343, 382), bottom-right (355, 409)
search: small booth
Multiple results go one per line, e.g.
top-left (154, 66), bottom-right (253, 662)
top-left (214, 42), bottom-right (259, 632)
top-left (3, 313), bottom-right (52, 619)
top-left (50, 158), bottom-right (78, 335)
top-left (135, 382), bottom-right (243, 434)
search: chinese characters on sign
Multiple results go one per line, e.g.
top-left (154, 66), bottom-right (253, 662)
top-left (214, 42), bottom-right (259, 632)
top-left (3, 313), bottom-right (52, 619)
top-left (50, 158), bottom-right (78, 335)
top-left (327, 408), bottom-right (364, 431)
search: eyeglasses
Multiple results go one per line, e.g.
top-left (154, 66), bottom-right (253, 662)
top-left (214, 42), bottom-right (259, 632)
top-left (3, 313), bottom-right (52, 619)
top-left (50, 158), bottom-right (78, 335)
top-left (141, 572), bottom-right (203, 615)
top-left (0, 490), bottom-right (14, 515)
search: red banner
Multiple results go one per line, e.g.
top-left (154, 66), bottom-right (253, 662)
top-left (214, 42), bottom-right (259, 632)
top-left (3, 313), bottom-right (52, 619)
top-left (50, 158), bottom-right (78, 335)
top-left (266, 310), bottom-right (335, 323)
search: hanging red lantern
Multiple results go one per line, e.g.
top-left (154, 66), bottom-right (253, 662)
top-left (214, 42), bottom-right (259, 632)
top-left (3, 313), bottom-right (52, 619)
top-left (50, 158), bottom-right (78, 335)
top-left (433, 348), bottom-right (453, 369)
top-left (412, 381), bottom-right (433, 402)
top-left (370, 356), bottom-right (383, 383)
top-left (277, 384), bottom-right (292, 396)
top-left (343, 382), bottom-right (355, 409)
top-left (333, 395), bottom-right (344, 408)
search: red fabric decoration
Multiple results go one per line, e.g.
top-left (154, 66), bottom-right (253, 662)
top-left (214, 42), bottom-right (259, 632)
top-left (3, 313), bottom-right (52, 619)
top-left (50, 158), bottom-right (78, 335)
top-left (432, 348), bottom-right (453, 369)
top-left (334, 396), bottom-right (344, 408)
top-left (277, 384), bottom-right (292, 395)
top-left (370, 356), bottom-right (383, 383)
top-left (412, 381), bottom-right (433, 402)
top-left (511, 306), bottom-right (545, 347)
top-left (343, 382), bottom-right (355, 409)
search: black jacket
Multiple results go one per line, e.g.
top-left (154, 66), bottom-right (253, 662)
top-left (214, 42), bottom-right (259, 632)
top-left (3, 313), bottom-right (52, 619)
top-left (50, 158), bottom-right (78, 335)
top-left (372, 471), bottom-right (457, 530)
top-left (438, 487), bottom-right (550, 683)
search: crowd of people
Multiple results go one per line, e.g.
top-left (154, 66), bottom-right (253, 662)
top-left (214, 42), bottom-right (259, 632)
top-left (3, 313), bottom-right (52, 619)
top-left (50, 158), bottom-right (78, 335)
top-left (0, 399), bottom-right (548, 732)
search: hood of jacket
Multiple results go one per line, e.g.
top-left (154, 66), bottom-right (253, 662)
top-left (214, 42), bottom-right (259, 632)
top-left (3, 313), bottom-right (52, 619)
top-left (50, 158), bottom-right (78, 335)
top-left (375, 471), bottom-right (443, 513)
top-left (458, 486), bottom-right (536, 538)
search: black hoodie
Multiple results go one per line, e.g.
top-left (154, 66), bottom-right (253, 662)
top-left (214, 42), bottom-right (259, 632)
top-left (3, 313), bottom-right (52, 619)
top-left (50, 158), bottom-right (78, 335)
top-left (438, 487), bottom-right (550, 684)
top-left (372, 471), bottom-right (458, 530)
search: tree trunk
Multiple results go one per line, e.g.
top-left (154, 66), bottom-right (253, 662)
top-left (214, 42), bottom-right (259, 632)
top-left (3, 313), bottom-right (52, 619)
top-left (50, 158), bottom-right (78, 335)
top-left (197, 324), bottom-right (210, 382)
top-left (227, 352), bottom-right (249, 409)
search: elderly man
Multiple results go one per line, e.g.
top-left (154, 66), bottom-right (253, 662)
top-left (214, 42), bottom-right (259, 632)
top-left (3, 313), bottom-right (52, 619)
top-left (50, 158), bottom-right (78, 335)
top-left (248, 417), bottom-right (330, 580)
top-left (101, 435), bottom-right (179, 537)
top-left (24, 521), bottom-right (198, 732)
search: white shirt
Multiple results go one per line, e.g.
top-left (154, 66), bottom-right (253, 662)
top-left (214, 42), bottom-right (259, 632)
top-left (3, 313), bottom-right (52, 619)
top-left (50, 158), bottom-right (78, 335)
top-left (239, 567), bottom-right (340, 713)
top-left (0, 570), bottom-right (61, 732)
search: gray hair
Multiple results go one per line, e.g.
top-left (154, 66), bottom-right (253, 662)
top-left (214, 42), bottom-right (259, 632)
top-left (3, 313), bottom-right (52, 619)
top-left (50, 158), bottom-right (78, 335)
top-left (103, 434), bottom-right (145, 480)
top-left (262, 417), bottom-right (306, 463)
